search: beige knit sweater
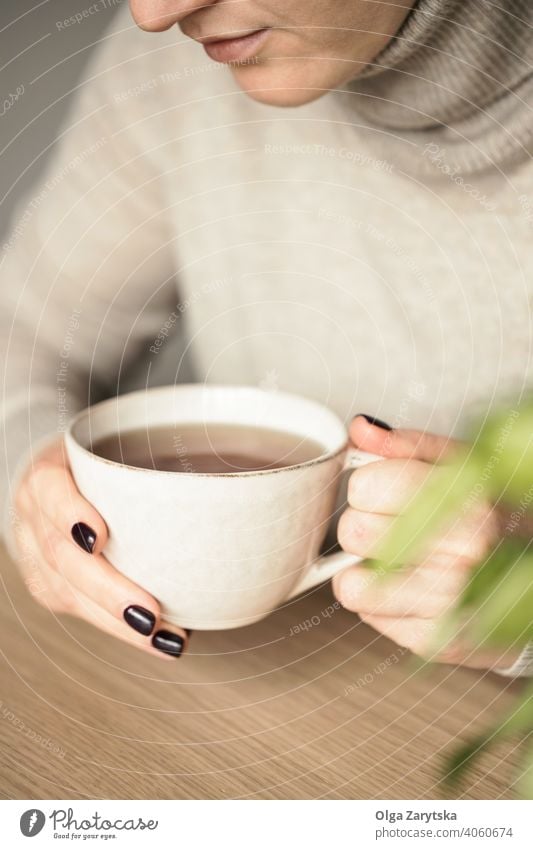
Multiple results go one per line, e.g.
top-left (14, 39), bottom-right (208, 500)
top-left (1, 5), bottom-right (532, 672)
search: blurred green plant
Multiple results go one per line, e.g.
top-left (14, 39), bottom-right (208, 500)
top-left (370, 402), bottom-right (533, 796)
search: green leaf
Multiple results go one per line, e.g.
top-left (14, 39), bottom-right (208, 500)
top-left (362, 398), bottom-right (533, 797)
top-left (472, 407), bottom-right (533, 502)
top-left (441, 682), bottom-right (533, 793)
top-left (448, 541), bottom-right (533, 648)
top-left (418, 543), bottom-right (533, 668)
top-left (456, 539), bottom-right (522, 610)
top-left (496, 679), bottom-right (533, 736)
top-left (442, 734), bottom-right (490, 789)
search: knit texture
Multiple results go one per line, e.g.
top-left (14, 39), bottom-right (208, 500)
top-left (349, 0), bottom-right (533, 173)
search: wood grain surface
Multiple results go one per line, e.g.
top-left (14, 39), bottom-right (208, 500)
top-left (0, 542), bottom-right (523, 800)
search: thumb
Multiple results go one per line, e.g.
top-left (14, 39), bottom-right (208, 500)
top-left (349, 414), bottom-right (461, 464)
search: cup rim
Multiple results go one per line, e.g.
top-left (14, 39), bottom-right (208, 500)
top-left (65, 384), bottom-right (349, 478)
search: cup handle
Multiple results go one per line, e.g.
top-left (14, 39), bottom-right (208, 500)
top-left (286, 446), bottom-right (383, 601)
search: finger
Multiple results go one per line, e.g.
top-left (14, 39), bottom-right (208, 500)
top-left (347, 457), bottom-right (433, 514)
top-left (30, 516), bottom-right (185, 642)
top-left (338, 508), bottom-right (395, 558)
top-left (435, 501), bottom-right (501, 563)
top-left (333, 560), bottom-right (467, 619)
top-left (359, 614), bottom-right (522, 670)
top-left (357, 614), bottom-right (441, 659)
top-left (349, 416), bottom-right (460, 463)
top-left (17, 520), bottom-right (190, 658)
top-left (338, 504), bottom-right (499, 564)
top-left (338, 507), bottom-right (415, 561)
top-left (64, 591), bottom-right (190, 660)
top-left (27, 455), bottom-right (108, 555)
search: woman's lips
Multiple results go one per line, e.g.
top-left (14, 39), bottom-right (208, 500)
top-left (202, 28), bottom-right (270, 63)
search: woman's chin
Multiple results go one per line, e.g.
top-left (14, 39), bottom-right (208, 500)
top-left (230, 65), bottom-right (332, 107)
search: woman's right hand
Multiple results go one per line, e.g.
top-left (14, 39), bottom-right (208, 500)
top-left (12, 438), bottom-right (189, 659)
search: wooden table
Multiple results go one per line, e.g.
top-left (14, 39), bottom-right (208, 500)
top-left (0, 542), bottom-right (523, 800)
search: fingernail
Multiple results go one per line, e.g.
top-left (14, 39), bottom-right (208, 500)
top-left (151, 630), bottom-right (185, 657)
top-left (71, 522), bottom-right (97, 553)
top-left (356, 414), bottom-right (392, 431)
top-left (123, 605), bottom-right (156, 636)
top-left (185, 629), bottom-right (193, 638)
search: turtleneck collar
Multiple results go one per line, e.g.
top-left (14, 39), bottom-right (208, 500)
top-left (347, 0), bottom-right (533, 175)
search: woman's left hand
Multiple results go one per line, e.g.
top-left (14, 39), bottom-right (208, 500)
top-left (333, 415), bottom-right (521, 671)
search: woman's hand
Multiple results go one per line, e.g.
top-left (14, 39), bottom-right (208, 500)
top-left (12, 438), bottom-right (189, 659)
top-left (333, 415), bottom-right (521, 671)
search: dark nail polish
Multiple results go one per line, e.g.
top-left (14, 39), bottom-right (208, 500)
top-left (356, 414), bottom-right (392, 431)
top-left (185, 629), bottom-right (193, 638)
top-left (123, 605), bottom-right (156, 636)
top-left (71, 522), bottom-right (97, 553)
top-left (152, 630), bottom-right (185, 657)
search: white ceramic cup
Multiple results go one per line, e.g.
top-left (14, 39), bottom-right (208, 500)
top-left (65, 384), bottom-right (381, 630)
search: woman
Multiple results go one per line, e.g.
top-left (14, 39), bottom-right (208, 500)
top-left (2, 0), bottom-right (532, 670)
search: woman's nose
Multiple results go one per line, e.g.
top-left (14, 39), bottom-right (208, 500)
top-left (129, 0), bottom-right (217, 31)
